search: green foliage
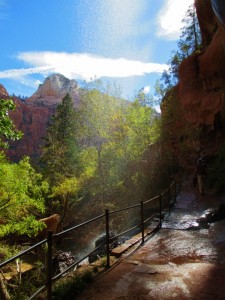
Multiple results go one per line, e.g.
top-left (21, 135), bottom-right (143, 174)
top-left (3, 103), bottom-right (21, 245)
top-left (77, 85), bottom-right (127, 205)
top-left (41, 93), bottom-right (89, 221)
top-left (52, 177), bottom-right (81, 198)
top-left (0, 98), bottom-right (23, 148)
top-left (51, 177), bottom-right (82, 219)
top-left (178, 3), bottom-right (202, 57)
top-left (0, 242), bottom-right (18, 260)
top-left (0, 154), bottom-right (48, 237)
top-left (125, 96), bottom-right (159, 160)
top-left (41, 81), bottom-right (160, 214)
top-left (77, 84), bottom-right (160, 208)
top-left (41, 93), bottom-right (81, 185)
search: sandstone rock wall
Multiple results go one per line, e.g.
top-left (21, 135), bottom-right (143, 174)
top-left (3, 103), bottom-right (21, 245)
top-left (178, 0), bottom-right (225, 128)
top-left (7, 99), bottom-right (55, 161)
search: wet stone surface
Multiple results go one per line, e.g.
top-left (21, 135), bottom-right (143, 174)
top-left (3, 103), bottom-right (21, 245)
top-left (75, 179), bottom-right (225, 299)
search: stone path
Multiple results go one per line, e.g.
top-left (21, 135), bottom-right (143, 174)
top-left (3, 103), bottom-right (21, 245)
top-left (75, 178), bottom-right (225, 299)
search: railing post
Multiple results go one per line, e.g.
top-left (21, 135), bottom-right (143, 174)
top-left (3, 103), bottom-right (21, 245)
top-left (141, 201), bottom-right (144, 244)
top-left (105, 209), bottom-right (110, 268)
top-left (159, 194), bottom-right (162, 228)
top-left (47, 231), bottom-right (53, 300)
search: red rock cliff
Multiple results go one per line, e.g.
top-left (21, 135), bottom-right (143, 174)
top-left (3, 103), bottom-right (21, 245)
top-left (178, 0), bottom-right (225, 128)
top-left (160, 0), bottom-right (225, 165)
top-left (1, 74), bottom-right (80, 161)
top-left (7, 99), bottom-right (55, 161)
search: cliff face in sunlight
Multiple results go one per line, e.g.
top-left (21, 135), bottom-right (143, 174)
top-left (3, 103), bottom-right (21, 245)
top-left (0, 74), bottom-right (80, 161)
top-left (161, 0), bottom-right (225, 159)
top-left (26, 74), bottom-right (80, 107)
top-left (178, 0), bottom-right (225, 127)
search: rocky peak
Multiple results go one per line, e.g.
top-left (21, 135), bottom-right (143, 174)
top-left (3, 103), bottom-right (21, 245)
top-left (0, 84), bottom-right (9, 99)
top-left (26, 74), bottom-right (80, 106)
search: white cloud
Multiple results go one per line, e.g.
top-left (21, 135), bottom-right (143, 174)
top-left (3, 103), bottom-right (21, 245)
top-left (157, 0), bottom-right (194, 40)
top-left (0, 51), bottom-right (169, 87)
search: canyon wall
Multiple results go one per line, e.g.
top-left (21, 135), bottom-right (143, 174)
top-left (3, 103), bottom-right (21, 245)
top-left (161, 0), bottom-right (225, 158)
top-left (0, 74), bottom-right (80, 161)
top-left (179, 0), bottom-right (225, 128)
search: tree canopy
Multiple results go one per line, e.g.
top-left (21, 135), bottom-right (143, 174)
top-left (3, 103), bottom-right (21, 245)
top-left (0, 154), bottom-right (48, 237)
top-left (41, 93), bottom-right (81, 185)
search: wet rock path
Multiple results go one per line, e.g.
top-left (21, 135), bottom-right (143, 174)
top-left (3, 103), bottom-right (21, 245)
top-left (75, 178), bottom-right (225, 299)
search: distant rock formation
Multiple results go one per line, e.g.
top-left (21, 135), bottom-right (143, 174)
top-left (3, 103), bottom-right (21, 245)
top-left (0, 84), bottom-right (9, 99)
top-left (26, 73), bottom-right (80, 107)
top-left (1, 74), bottom-right (80, 161)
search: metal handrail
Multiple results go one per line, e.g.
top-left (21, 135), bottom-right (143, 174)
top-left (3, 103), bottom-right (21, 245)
top-left (0, 179), bottom-right (179, 300)
top-left (111, 223), bottom-right (141, 241)
top-left (0, 239), bottom-right (47, 269)
top-left (108, 203), bottom-right (140, 215)
top-left (143, 194), bottom-right (159, 204)
top-left (54, 213), bottom-right (105, 237)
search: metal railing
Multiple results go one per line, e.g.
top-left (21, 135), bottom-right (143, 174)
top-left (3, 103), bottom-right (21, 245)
top-left (0, 179), bottom-right (180, 300)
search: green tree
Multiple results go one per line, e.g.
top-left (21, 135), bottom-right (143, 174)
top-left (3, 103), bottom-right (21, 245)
top-left (78, 86), bottom-right (123, 207)
top-left (126, 93), bottom-right (159, 161)
top-left (41, 93), bottom-right (81, 185)
top-left (51, 177), bottom-right (83, 226)
top-left (79, 86), bottom-right (160, 208)
top-left (41, 93), bottom-right (85, 221)
top-left (120, 93), bottom-right (160, 198)
top-left (0, 98), bottom-right (23, 148)
top-left (178, 3), bottom-right (202, 57)
top-left (0, 154), bottom-right (48, 237)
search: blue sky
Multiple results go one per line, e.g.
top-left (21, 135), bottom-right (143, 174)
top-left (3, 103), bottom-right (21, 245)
top-left (0, 0), bottom-right (193, 100)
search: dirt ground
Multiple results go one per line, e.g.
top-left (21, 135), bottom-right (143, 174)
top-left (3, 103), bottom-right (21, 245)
top-left (74, 178), bottom-right (225, 300)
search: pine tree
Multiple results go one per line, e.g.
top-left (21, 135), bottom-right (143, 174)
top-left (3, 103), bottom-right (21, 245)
top-left (178, 3), bottom-right (202, 58)
top-left (41, 93), bottom-right (80, 185)
top-left (155, 4), bottom-right (202, 100)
